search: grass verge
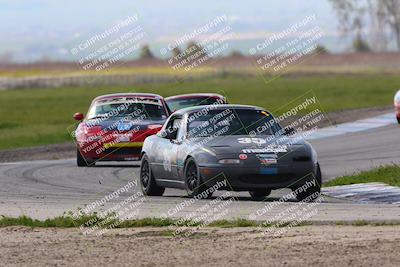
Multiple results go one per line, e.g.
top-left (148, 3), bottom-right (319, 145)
top-left (1, 215), bottom-right (399, 228)
top-left (0, 215), bottom-right (261, 228)
top-left (323, 165), bottom-right (400, 188)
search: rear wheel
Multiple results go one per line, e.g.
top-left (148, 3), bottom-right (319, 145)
top-left (184, 158), bottom-right (212, 199)
top-left (293, 163), bottom-right (322, 202)
top-left (249, 189), bottom-right (271, 201)
top-left (77, 149), bottom-right (94, 167)
top-left (397, 116), bottom-right (400, 124)
top-left (140, 155), bottom-right (165, 196)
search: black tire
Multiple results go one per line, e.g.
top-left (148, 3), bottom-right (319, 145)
top-left (77, 149), bottom-right (94, 167)
top-left (293, 163), bottom-right (322, 202)
top-left (184, 158), bottom-right (212, 199)
top-left (249, 189), bottom-right (272, 201)
top-left (397, 116), bottom-right (400, 124)
top-left (140, 155), bottom-right (165, 196)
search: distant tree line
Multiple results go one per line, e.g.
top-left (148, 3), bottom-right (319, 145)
top-left (138, 41), bottom-right (249, 60)
top-left (139, 41), bottom-right (208, 60)
top-left (329, 0), bottom-right (400, 52)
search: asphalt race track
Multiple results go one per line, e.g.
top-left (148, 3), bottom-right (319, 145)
top-left (312, 124), bottom-right (400, 179)
top-left (0, 119), bottom-right (399, 222)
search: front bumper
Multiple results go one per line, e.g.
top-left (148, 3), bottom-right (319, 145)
top-left (78, 142), bottom-right (144, 161)
top-left (199, 162), bottom-right (316, 191)
top-left (75, 124), bottom-right (161, 162)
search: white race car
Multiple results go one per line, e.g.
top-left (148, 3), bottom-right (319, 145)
top-left (395, 90), bottom-right (400, 124)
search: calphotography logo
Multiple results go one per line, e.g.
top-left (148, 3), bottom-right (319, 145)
top-left (160, 175), bottom-right (238, 238)
top-left (70, 15), bottom-right (147, 73)
top-left (69, 179), bottom-right (147, 236)
top-left (67, 91), bottom-right (169, 165)
top-left (162, 14), bottom-right (235, 77)
top-left (248, 175), bottom-right (324, 238)
top-left (250, 14), bottom-right (325, 82)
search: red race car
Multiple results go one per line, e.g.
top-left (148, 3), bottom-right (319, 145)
top-left (395, 90), bottom-right (400, 124)
top-left (73, 93), bottom-right (170, 166)
top-left (165, 93), bottom-right (227, 112)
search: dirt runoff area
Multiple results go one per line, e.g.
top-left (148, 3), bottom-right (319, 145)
top-left (1, 225), bottom-right (399, 266)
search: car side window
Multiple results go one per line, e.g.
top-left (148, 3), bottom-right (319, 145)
top-left (162, 116), bottom-right (182, 140)
top-left (175, 117), bottom-right (186, 141)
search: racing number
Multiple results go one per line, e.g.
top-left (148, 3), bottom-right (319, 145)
top-left (238, 138), bottom-right (266, 145)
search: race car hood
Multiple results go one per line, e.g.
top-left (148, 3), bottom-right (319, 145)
top-left (190, 134), bottom-right (309, 155)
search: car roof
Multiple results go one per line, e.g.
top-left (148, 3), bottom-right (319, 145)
top-left (173, 104), bottom-right (266, 116)
top-left (93, 93), bottom-right (163, 102)
top-left (165, 93), bottom-right (224, 101)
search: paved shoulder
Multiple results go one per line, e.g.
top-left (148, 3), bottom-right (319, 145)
top-left (311, 124), bottom-right (400, 179)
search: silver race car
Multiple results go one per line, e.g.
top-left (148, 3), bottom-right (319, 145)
top-left (140, 104), bottom-right (321, 201)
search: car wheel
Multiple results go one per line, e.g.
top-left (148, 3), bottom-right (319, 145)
top-left (249, 189), bottom-right (271, 201)
top-left (140, 155), bottom-right (165, 196)
top-left (184, 158), bottom-right (212, 199)
top-left (397, 116), bottom-right (400, 124)
top-left (293, 163), bottom-right (322, 202)
top-left (77, 149), bottom-right (95, 167)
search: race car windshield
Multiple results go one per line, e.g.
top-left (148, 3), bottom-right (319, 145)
top-left (187, 109), bottom-right (281, 138)
top-left (87, 102), bottom-right (167, 120)
top-left (167, 97), bottom-right (223, 111)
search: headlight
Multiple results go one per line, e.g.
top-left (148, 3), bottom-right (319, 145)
top-left (218, 159), bottom-right (240, 164)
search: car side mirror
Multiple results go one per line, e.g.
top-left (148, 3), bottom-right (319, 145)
top-left (167, 128), bottom-right (178, 140)
top-left (73, 112), bottom-right (84, 121)
top-left (158, 130), bottom-right (176, 140)
top-left (167, 130), bottom-right (178, 140)
top-left (284, 127), bottom-right (296, 135)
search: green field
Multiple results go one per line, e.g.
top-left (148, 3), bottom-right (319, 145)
top-left (0, 74), bottom-right (398, 150)
top-left (323, 165), bottom-right (400, 188)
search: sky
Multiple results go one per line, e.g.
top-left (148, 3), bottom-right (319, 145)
top-left (0, 0), bottom-right (342, 62)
